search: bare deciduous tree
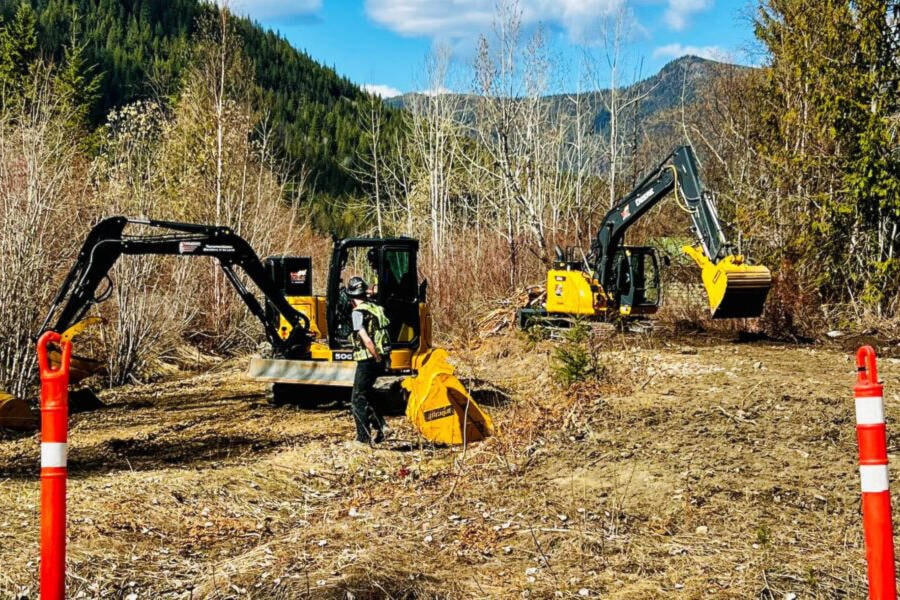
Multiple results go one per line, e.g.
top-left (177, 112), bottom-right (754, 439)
top-left (588, 5), bottom-right (653, 208)
top-left (408, 43), bottom-right (461, 261)
top-left (0, 64), bottom-right (79, 398)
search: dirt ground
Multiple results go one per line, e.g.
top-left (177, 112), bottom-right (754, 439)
top-left (0, 327), bottom-right (893, 599)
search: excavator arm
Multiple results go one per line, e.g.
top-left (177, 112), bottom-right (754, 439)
top-left (38, 216), bottom-right (312, 358)
top-left (591, 145), bottom-right (771, 318)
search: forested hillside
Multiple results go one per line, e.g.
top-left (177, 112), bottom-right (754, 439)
top-left (0, 0), bottom-right (390, 200)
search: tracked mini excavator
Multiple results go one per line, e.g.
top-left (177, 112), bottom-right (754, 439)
top-left (19, 216), bottom-right (492, 445)
top-left (518, 145), bottom-right (772, 327)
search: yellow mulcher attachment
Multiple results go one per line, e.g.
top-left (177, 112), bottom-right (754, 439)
top-left (682, 246), bottom-right (772, 319)
top-left (403, 349), bottom-right (493, 445)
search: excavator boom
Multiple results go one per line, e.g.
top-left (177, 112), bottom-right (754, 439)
top-left (38, 216), bottom-right (312, 358)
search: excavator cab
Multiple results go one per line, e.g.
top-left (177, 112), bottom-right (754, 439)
top-left (259, 237), bottom-right (430, 376)
top-left (614, 246), bottom-right (661, 317)
top-left (325, 238), bottom-right (424, 364)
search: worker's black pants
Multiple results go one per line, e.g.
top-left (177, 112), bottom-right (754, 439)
top-left (351, 358), bottom-right (386, 443)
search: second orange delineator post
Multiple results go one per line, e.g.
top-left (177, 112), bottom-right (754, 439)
top-left (854, 345), bottom-right (896, 600)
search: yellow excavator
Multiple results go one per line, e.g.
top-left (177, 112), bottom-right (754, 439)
top-left (518, 145), bottom-right (772, 326)
top-left (7, 217), bottom-right (492, 445)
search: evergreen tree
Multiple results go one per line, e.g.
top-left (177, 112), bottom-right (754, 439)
top-left (55, 11), bottom-right (100, 130)
top-left (0, 2), bottom-right (38, 97)
top-left (754, 0), bottom-right (900, 313)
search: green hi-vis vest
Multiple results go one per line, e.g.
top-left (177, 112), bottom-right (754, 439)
top-left (351, 301), bottom-right (391, 361)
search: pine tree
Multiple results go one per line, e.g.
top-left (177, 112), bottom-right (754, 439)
top-left (0, 2), bottom-right (39, 98)
top-left (56, 11), bottom-right (101, 130)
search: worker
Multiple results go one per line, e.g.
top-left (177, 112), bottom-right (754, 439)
top-left (345, 276), bottom-right (392, 445)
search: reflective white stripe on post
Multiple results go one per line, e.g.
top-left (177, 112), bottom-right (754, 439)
top-left (40, 442), bottom-right (67, 468)
top-left (856, 396), bottom-right (886, 425)
top-left (861, 464), bottom-right (890, 493)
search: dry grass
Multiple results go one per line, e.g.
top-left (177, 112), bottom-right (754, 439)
top-left (0, 331), bottom-right (882, 599)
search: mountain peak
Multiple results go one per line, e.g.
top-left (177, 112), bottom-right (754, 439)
top-left (656, 55), bottom-right (720, 79)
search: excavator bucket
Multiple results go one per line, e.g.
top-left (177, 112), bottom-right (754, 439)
top-left (683, 246), bottom-right (772, 319)
top-left (50, 317), bottom-right (106, 385)
top-left (0, 318), bottom-right (105, 431)
top-left (708, 264), bottom-right (772, 319)
top-left (0, 391), bottom-right (37, 431)
top-left (402, 349), bottom-right (493, 445)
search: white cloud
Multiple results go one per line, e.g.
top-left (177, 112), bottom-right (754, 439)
top-left (663, 0), bottom-right (712, 31)
top-left (362, 83), bottom-right (404, 98)
top-left (526, 0), bottom-right (626, 43)
top-left (365, 0), bottom-right (492, 38)
top-left (365, 0), bottom-right (623, 42)
top-left (230, 0), bottom-right (322, 22)
top-left (421, 85), bottom-right (451, 96)
top-left (652, 43), bottom-right (725, 61)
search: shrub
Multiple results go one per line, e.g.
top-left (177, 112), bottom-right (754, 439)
top-left (550, 321), bottom-right (604, 387)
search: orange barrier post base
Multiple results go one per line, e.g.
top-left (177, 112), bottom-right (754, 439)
top-left (863, 490), bottom-right (896, 600)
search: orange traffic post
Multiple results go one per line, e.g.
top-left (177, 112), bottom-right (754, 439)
top-left (37, 331), bottom-right (71, 600)
top-left (854, 345), bottom-right (897, 600)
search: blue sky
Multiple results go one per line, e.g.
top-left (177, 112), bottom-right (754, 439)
top-left (232, 0), bottom-right (763, 96)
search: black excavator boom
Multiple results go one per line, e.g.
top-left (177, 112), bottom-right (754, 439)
top-left (38, 216), bottom-right (311, 358)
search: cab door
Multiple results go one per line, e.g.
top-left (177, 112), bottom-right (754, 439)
top-left (374, 243), bottom-right (421, 348)
top-left (618, 247), bottom-right (661, 315)
top-left (325, 238), bottom-right (421, 352)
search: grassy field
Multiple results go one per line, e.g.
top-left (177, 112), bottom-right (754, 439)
top-left (0, 327), bottom-right (885, 598)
